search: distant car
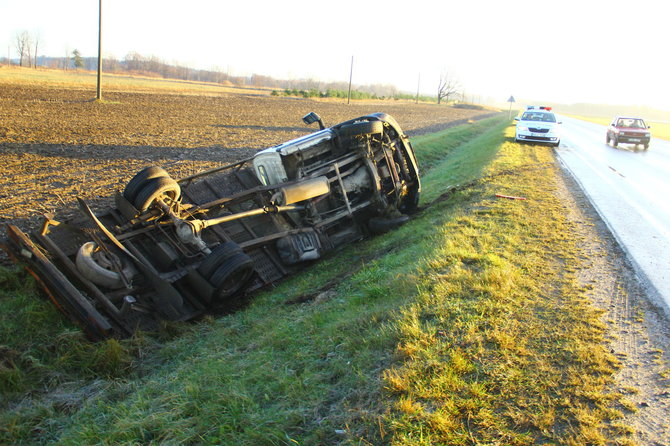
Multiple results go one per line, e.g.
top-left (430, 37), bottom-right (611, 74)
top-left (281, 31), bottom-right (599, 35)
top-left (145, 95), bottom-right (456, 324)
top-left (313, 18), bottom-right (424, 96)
top-left (514, 106), bottom-right (561, 147)
top-left (606, 116), bottom-right (651, 149)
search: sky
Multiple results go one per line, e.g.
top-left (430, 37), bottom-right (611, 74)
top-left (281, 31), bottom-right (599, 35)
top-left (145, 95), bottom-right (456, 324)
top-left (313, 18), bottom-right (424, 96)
top-left (1, 0), bottom-right (668, 109)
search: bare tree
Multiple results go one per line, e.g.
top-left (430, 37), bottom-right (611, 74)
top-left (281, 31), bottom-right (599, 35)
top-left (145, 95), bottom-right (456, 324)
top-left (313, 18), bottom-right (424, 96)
top-left (33, 34), bottom-right (40, 68)
top-left (64, 45), bottom-right (70, 70)
top-left (437, 71), bottom-right (461, 105)
top-left (14, 31), bottom-right (32, 67)
top-left (103, 54), bottom-right (120, 72)
top-left (26, 42), bottom-right (32, 69)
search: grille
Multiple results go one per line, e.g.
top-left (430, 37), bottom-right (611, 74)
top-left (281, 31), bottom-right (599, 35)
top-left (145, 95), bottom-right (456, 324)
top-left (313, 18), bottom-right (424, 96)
top-left (529, 128), bottom-right (549, 133)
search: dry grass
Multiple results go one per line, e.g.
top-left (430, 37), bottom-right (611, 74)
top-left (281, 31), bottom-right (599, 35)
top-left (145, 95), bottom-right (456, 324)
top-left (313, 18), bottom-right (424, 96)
top-left (381, 127), bottom-right (628, 444)
top-left (0, 65), bottom-right (272, 96)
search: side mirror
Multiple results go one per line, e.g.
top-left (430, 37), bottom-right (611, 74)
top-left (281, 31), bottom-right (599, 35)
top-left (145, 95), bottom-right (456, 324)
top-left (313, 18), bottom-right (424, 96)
top-left (514, 117), bottom-right (519, 121)
top-left (648, 125), bottom-right (652, 129)
top-left (302, 112), bottom-right (325, 130)
top-left (557, 121), bottom-right (562, 124)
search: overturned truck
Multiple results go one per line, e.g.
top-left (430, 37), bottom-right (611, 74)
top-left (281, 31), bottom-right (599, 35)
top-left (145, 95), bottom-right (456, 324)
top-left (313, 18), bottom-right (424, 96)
top-left (3, 113), bottom-right (421, 339)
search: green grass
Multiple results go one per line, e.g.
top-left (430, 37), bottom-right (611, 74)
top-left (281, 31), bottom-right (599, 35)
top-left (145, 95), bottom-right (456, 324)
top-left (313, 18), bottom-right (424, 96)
top-left (382, 128), bottom-right (626, 444)
top-left (568, 114), bottom-right (670, 141)
top-left (0, 267), bottom-right (140, 395)
top-left (0, 115), bottom-right (630, 444)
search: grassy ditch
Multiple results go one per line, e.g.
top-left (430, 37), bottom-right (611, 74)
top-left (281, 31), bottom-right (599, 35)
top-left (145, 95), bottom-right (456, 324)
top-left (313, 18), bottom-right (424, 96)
top-left (0, 115), bottom-right (629, 444)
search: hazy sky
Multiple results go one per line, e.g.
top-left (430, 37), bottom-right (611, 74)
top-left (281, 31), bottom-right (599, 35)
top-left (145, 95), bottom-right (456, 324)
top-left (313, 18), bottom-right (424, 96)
top-left (1, 0), bottom-right (668, 109)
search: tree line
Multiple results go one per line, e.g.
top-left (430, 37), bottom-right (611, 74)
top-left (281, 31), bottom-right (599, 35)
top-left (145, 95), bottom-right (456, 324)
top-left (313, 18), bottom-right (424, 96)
top-left (8, 31), bottom-right (469, 104)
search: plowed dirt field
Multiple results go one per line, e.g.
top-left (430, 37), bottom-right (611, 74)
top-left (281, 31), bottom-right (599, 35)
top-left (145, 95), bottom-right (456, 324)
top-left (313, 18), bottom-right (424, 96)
top-left (0, 81), bottom-right (496, 238)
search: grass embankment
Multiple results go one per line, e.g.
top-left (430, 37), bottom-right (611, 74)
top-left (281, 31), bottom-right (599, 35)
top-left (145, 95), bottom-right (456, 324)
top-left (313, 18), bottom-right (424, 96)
top-left (1, 116), bottom-right (630, 444)
top-left (568, 114), bottom-right (670, 141)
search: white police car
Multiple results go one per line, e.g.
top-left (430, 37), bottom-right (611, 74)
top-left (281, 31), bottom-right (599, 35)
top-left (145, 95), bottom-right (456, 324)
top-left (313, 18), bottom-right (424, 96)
top-left (514, 106), bottom-right (561, 147)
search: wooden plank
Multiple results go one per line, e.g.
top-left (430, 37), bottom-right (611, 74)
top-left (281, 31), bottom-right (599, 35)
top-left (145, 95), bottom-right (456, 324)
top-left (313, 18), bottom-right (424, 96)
top-left (5, 225), bottom-right (113, 340)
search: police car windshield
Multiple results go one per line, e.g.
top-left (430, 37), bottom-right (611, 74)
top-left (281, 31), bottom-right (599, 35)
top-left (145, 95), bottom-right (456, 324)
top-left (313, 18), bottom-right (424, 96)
top-left (521, 112), bottom-right (556, 123)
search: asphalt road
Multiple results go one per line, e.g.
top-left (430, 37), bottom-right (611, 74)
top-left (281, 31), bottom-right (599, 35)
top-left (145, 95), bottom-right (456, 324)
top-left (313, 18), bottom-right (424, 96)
top-left (555, 116), bottom-right (670, 316)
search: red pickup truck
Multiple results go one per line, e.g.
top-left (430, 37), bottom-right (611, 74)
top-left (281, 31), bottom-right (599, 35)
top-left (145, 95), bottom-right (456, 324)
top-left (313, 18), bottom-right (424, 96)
top-left (606, 116), bottom-right (651, 150)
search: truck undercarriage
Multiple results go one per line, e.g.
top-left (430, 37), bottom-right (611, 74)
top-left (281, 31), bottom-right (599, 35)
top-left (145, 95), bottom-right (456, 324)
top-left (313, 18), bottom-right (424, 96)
top-left (3, 113), bottom-right (420, 339)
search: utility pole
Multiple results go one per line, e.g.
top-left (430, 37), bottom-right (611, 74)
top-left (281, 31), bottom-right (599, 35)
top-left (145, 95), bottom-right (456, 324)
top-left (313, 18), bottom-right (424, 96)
top-left (96, 0), bottom-right (103, 100)
top-left (347, 55), bottom-right (353, 105)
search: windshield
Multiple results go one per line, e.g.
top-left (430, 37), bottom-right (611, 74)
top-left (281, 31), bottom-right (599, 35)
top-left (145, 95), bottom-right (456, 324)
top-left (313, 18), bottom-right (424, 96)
top-left (616, 118), bottom-right (646, 128)
top-left (521, 112), bottom-right (556, 123)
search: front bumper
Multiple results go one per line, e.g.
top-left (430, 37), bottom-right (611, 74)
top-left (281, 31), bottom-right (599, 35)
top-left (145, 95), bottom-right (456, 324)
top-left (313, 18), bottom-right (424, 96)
top-left (515, 131), bottom-right (560, 144)
top-left (616, 134), bottom-right (650, 144)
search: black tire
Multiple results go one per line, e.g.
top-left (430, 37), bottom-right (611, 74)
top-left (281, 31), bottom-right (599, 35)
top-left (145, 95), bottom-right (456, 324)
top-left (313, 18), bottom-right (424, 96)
top-left (198, 241), bottom-right (243, 279)
top-left (400, 190), bottom-right (420, 214)
top-left (133, 176), bottom-right (181, 211)
top-left (606, 134), bottom-right (610, 144)
top-left (338, 120), bottom-right (384, 138)
top-left (123, 166), bottom-right (169, 203)
top-left (368, 215), bottom-right (410, 234)
top-left (612, 137), bottom-right (618, 148)
top-left (208, 252), bottom-right (254, 301)
top-left (644, 143), bottom-right (649, 150)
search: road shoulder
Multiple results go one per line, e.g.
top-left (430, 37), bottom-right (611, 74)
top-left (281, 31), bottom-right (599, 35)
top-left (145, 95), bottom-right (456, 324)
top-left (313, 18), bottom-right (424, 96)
top-left (556, 157), bottom-right (670, 444)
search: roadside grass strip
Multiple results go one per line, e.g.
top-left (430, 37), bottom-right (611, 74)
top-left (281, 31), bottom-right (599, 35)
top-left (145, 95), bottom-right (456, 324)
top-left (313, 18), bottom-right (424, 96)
top-left (0, 117), bottom-right (629, 445)
top-left (384, 127), bottom-right (627, 445)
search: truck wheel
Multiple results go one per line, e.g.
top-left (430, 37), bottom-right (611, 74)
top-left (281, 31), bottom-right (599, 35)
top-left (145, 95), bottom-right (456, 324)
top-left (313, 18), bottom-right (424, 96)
top-left (606, 134), bottom-right (610, 144)
top-left (76, 242), bottom-right (134, 289)
top-left (338, 121), bottom-right (384, 138)
top-left (208, 252), bottom-right (254, 301)
top-left (644, 143), bottom-right (649, 150)
top-left (123, 166), bottom-right (170, 203)
top-left (368, 215), bottom-right (410, 234)
top-left (198, 241), bottom-right (243, 279)
top-left (612, 137), bottom-right (618, 148)
top-left (133, 176), bottom-right (181, 211)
